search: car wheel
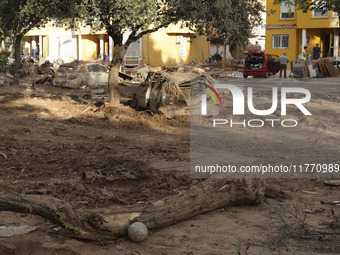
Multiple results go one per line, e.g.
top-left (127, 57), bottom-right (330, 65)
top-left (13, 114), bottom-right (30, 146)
top-left (265, 71), bottom-right (269, 78)
top-left (243, 75), bottom-right (248, 79)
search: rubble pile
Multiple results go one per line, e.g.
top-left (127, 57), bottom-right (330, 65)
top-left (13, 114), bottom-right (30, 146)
top-left (0, 74), bottom-right (14, 86)
top-left (38, 64), bottom-right (55, 75)
top-left (131, 71), bottom-right (216, 118)
top-left (313, 58), bottom-right (340, 77)
top-left (121, 62), bottom-right (240, 84)
top-left (291, 57), bottom-right (340, 78)
top-left (18, 63), bottom-right (39, 77)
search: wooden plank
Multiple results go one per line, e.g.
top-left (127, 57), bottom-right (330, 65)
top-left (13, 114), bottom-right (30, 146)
top-left (322, 61), bottom-right (331, 77)
top-left (324, 61), bottom-right (337, 77)
top-left (318, 62), bottom-right (328, 76)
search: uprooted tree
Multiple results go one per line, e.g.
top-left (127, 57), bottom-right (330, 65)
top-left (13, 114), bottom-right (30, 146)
top-left (0, 0), bottom-right (81, 69)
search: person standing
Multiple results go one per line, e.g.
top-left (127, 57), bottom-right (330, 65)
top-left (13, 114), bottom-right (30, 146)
top-left (312, 43), bottom-right (321, 59)
top-left (301, 46), bottom-right (308, 60)
top-left (278, 53), bottom-right (289, 78)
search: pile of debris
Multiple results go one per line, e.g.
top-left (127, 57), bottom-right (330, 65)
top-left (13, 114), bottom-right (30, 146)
top-left (14, 63), bottom-right (55, 89)
top-left (120, 64), bottom-right (235, 118)
top-left (130, 71), bottom-right (216, 118)
top-left (291, 57), bottom-right (340, 78)
top-left (18, 63), bottom-right (55, 78)
top-left (313, 58), bottom-right (340, 77)
top-left (0, 74), bottom-right (14, 86)
top-left (121, 63), bottom-right (239, 83)
top-left (18, 63), bottom-right (39, 77)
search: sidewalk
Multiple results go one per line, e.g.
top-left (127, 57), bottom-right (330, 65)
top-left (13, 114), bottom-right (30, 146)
top-left (223, 72), bottom-right (340, 86)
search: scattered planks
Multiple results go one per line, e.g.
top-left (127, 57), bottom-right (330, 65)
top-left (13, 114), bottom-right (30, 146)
top-left (313, 58), bottom-right (340, 77)
top-left (0, 178), bottom-right (264, 241)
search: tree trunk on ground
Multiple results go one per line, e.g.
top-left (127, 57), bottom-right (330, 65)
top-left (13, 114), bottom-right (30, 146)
top-left (108, 45), bottom-right (127, 106)
top-left (0, 178), bottom-right (264, 241)
top-left (13, 35), bottom-right (23, 70)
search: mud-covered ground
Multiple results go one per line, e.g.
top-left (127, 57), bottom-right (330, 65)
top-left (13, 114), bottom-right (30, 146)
top-left (0, 81), bottom-right (339, 255)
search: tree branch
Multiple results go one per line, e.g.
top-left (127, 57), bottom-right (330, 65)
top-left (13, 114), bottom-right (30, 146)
top-left (0, 179), bottom-right (264, 241)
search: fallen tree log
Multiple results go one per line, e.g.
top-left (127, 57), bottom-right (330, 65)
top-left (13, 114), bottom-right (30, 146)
top-left (0, 178), bottom-right (264, 241)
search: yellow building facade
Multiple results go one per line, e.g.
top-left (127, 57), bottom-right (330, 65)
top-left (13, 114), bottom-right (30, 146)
top-left (266, 0), bottom-right (340, 68)
top-left (142, 23), bottom-right (210, 66)
top-left (20, 22), bottom-right (210, 67)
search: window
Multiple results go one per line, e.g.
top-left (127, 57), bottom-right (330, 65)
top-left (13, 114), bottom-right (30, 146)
top-left (273, 35), bottom-right (289, 49)
top-left (281, 2), bottom-right (295, 19)
top-left (58, 66), bottom-right (76, 74)
top-left (313, 0), bottom-right (328, 17)
top-left (332, 11), bottom-right (338, 18)
top-left (87, 64), bottom-right (108, 73)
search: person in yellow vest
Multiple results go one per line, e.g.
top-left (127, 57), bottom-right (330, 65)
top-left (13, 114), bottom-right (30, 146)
top-left (301, 46), bottom-right (308, 60)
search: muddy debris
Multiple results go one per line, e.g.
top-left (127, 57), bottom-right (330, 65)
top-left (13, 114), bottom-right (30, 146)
top-left (0, 74), bottom-right (14, 86)
top-left (131, 71), bottom-right (216, 118)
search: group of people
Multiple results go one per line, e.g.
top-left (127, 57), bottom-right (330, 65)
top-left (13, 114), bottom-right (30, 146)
top-left (301, 43), bottom-right (321, 61)
top-left (278, 43), bottom-right (321, 78)
top-left (21, 51), bottom-right (39, 64)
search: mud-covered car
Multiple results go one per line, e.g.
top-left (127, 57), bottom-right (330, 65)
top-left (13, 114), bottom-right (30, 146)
top-left (130, 71), bottom-right (217, 118)
top-left (52, 61), bottom-right (109, 89)
top-left (243, 51), bottom-right (280, 78)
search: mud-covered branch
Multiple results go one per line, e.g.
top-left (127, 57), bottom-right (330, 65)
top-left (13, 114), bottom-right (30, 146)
top-left (0, 194), bottom-right (114, 240)
top-left (0, 179), bottom-right (264, 241)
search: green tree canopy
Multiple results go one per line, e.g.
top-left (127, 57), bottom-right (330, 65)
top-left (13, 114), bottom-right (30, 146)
top-left (175, 0), bottom-right (263, 53)
top-left (81, 0), bottom-right (263, 105)
top-left (79, 0), bottom-right (180, 105)
top-left (1, 0), bottom-right (263, 105)
top-left (0, 0), bottom-right (81, 68)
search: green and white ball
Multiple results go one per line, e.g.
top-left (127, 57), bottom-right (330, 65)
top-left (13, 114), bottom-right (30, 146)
top-left (128, 222), bottom-right (148, 242)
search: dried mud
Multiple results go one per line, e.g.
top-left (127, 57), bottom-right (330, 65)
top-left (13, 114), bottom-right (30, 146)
top-left (0, 83), bottom-right (339, 255)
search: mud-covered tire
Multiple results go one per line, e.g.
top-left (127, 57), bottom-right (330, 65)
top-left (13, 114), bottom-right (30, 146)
top-left (130, 95), bottom-right (138, 109)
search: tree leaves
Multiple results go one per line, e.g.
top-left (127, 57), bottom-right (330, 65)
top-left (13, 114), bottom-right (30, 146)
top-left (175, 0), bottom-right (263, 52)
top-left (0, 0), bottom-right (83, 67)
top-left (80, 0), bottom-right (178, 45)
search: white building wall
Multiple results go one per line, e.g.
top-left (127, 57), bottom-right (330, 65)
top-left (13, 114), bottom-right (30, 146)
top-left (122, 30), bottom-right (142, 66)
top-left (48, 31), bottom-right (78, 60)
top-left (210, 44), bottom-right (232, 59)
top-left (249, 11), bottom-right (266, 51)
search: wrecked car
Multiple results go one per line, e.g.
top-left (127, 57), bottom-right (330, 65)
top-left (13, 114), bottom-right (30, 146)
top-left (130, 71), bottom-right (217, 118)
top-left (243, 51), bottom-right (280, 78)
top-left (52, 61), bottom-right (109, 89)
